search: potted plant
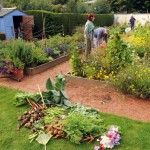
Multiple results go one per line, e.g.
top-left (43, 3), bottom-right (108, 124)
top-left (0, 57), bottom-right (24, 81)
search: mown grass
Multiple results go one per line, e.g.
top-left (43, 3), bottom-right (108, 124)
top-left (0, 86), bottom-right (150, 150)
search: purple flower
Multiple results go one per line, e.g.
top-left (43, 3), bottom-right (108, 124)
top-left (94, 125), bottom-right (121, 150)
top-left (94, 146), bottom-right (100, 150)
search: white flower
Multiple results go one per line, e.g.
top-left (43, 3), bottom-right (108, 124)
top-left (100, 136), bottom-right (113, 148)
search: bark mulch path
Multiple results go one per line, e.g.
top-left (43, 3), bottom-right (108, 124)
top-left (0, 60), bottom-right (150, 122)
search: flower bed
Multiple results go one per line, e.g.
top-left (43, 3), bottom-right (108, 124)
top-left (25, 55), bottom-right (69, 75)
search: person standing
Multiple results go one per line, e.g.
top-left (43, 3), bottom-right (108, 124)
top-left (94, 27), bottom-right (109, 49)
top-left (84, 13), bottom-right (95, 59)
top-left (129, 16), bottom-right (136, 30)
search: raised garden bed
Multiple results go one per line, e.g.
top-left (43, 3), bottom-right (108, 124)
top-left (24, 55), bottom-right (69, 75)
top-left (65, 73), bottom-right (113, 88)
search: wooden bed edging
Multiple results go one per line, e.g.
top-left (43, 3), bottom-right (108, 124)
top-left (65, 74), bottom-right (114, 88)
top-left (25, 55), bottom-right (69, 75)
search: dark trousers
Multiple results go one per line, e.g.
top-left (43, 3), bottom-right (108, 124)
top-left (131, 24), bottom-right (134, 30)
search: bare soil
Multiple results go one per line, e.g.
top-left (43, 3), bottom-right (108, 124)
top-left (0, 60), bottom-right (150, 122)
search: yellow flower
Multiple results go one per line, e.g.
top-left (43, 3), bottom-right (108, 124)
top-left (88, 76), bottom-right (93, 79)
top-left (104, 75), bottom-right (109, 79)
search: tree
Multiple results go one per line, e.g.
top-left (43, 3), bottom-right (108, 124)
top-left (92, 0), bottom-right (111, 14)
top-left (65, 0), bottom-right (77, 13)
top-left (76, 2), bottom-right (87, 13)
top-left (109, 0), bottom-right (150, 13)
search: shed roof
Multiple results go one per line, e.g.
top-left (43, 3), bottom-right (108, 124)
top-left (0, 8), bottom-right (18, 17)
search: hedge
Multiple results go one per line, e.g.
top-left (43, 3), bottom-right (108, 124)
top-left (26, 10), bottom-right (114, 37)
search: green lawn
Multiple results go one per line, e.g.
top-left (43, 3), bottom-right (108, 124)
top-left (0, 86), bottom-right (150, 150)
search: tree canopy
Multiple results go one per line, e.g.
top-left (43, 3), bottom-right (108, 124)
top-left (1, 0), bottom-right (150, 13)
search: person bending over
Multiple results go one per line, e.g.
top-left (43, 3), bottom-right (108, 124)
top-left (94, 27), bottom-right (109, 49)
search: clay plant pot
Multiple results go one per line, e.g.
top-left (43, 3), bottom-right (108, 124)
top-left (11, 69), bottom-right (24, 82)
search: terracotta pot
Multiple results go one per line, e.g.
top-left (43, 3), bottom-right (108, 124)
top-left (11, 69), bottom-right (24, 82)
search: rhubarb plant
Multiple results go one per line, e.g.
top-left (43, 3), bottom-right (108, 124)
top-left (42, 74), bottom-right (72, 107)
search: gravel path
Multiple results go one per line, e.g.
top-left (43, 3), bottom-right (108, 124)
top-left (0, 60), bottom-right (150, 122)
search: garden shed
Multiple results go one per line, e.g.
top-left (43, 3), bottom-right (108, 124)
top-left (0, 8), bottom-right (34, 40)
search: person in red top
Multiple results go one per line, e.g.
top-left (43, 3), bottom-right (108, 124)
top-left (84, 13), bottom-right (95, 59)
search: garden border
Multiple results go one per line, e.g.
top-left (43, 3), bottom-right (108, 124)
top-left (25, 55), bottom-right (69, 75)
top-left (65, 73), bottom-right (114, 88)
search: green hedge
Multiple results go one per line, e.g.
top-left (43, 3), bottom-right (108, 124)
top-left (26, 10), bottom-right (114, 37)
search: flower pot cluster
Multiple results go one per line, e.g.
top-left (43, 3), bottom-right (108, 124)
top-left (0, 60), bottom-right (24, 82)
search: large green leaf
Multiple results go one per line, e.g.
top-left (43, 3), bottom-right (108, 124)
top-left (51, 90), bottom-right (60, 97)
top-left (44, 99), bottom-right (57, 105)
top-left (55, 74), bottom-right (66, 90)
top-left (60, 90), bottom-right (68, 99)
top-left (42, 91), bottom-right (53, 99)
top-left (56, 74), bottom-right (64, 81)
top-left (63, 99), bottom-right (72, 107)
top-left (46, 78), bottom-right (55, 90)
top-left (52, 95), bottom-right (61, 104)
top-left (55, 81), bottom-right (66, 90)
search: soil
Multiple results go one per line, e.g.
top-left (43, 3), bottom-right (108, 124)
top-left (0, 60), bottom-right (150, 122)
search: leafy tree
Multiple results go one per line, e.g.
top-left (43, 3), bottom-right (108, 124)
top-left (65, 0), bottom-right (77, 13)
top-left (76, 2), bottom-right (87, 13)
top-left (52, 4), bottom-right (63, 13)
top-left (109, 0), bottom-right (150, 13)
top-left (92, 0), bottom-right (111, 14)
top-left (51, 0), bottom-right (68, 5)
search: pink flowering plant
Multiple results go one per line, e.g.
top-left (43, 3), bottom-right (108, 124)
top-left (94, 125), bottom-right (121, 150)
top-left (0, 58), bottom-right (24, 75)
top-left (0, 61), bottom-right (18, 75)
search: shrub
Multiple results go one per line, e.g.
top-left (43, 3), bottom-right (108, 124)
top-left (112, 63), bottom-right (150, 99)
top-left (70, 52), bottom-right (84, 77)
top-left (31, 47), bottom-right (53, 67)
top-left (78, 33), bottom-right (133, 80)
top-left (1, 39), bottom-right (34, 67)
top-left (107, 33), bottom-right (133, 73)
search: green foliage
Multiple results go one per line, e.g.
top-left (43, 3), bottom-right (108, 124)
top-left (12, 57), bottom-right (24, 70)
top-left (71, 33), bottom-right (133, 80)
top-left (112, 62), bottom-right (150, 99)
top-left (92, 0), bottom-right (111, 14)
top-left (2, 39), bottom-right (34, 67)
top-left (1, 86), bottom-right (150, 150)
top-left (15, 92), bottom-right (41, 106)
top-left (1, 39), bottom-right (51, 67)
top-left (70, 53), bottom-right (84, 77)
top-left (129, 25), bottom-right (150, 58)
top-left (32, 47), bottom-right (53, 67)
top-left (62, 110), bottom-right (105, 144)
top-left (26, 10), bottom-right (114, 36)
top-left (109, 0), bottom-right (150, 13)
top-left (66, 0), bottom-right (77, 13)
top-left (109, 24), bottom-right (128, 36)
top-left (76, 2), bottom-right (87, 13)
top-left (44, 107), bottom-right (66, 124)
top-left (4, 0), bottom-right (150, 13)
top-left (52, 4), bottom-right (63, 13)
top-left (72, 26), bottom-right (85, 42)
top-left (107, 33), bottom-right (133, 72)
top-left (42, 75), bottom-right (72, 107)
